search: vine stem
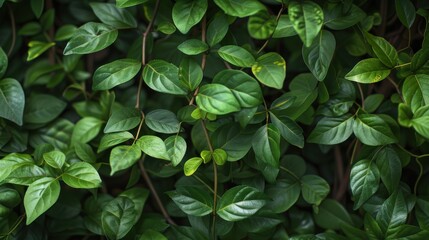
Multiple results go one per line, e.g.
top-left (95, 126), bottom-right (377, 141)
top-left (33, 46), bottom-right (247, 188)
top-left (7, 4), bottom-right (16, 57)
top-left (414, 158), bottom-right (423, 194)
top-left (189, 15), bottom-right (207, 106)
top-left (136, 0), bottom-right (160, 109)
top-left (138, 155), bottom-right (176, 226)
top-left (257, 4), bottom-right (284, 54)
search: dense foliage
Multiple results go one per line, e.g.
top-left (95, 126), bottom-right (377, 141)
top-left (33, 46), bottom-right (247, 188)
top-left (1, 0), bottom-right (429, 239)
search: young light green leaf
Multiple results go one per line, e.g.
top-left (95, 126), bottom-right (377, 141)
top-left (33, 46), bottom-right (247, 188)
top-left (402, 74), bottom-right (429, 113)
top-left (104, 107), bottom-right (141, 133)
top-left (0, 78), bottom-right (25, 126)
top-left (172, 0), bottom-right (207, 34)
top-left (213, 0), bottom-right (265, 18)
top-left (200, 149), bottom-right (212, 163)
top-left (110, 144), bottom-right (142, 175)
top-left (350, 159), bottom-right (380, 209)
top-left (289, 1), bottom-right (324, 47)
top-left (116, 0), bottom-right (149, 8)
top-left (93, 59), bottom-right (141, 91)
top-left (102, 196), bottom-right (136, 240)
top-left (252, 52), bottom-right (286, 89)
top-left (62, 162), bottom-right (102, 189)
top-left (179, 58), bottom-right (203, 91)
top-left (196, 84), bottom-right (241, 115)
top-left (345, 58), bottom-right (391, 83)
top-left (98, 131), bottom-right (134, 153)
top-left (395, 0), bottom-right (416, 28)
top-left (270, 112), bottom-right (304, 148)
top-left (213, 148), bottom-right (227, 165)
top-left (300, 175), bottom-right (330, 206)
top-left (167, 187), bottom-right (213, 216)
top-left (136, 135), bottom-right (170, 160)
top-left (218, 45), bottom-right (255, 67)
top-left (64, 22), bottom-right (118, 55)
top-left (23, 93), bottom-right (66, 124)
top-left (27, 41), bottom-right (55, 61)
top-left (247, 11), bottom-right (277, 39)
top-left (252, 124), bottom-right (281, 168)
top-left (145, 109), bottom-right (181, 134)
top-left (24, 177), bottom-right (60, 225)
top-left (165, 135), bottom-right (187, 166)
top-left (365, 32), bottom-right (399, 68)
top-left (206, 12), bottom-right (229, 46)
top-left (90, 2), bottom-right (137, 29)
top-left (143, 60), bottom-right (188, 95)
top-left (307, 114), bottom-right (354, 145)
top-left (177, 39), bottom-right (209, 55)
top-left (43, 150), bottom-right (65, 169)
top-left (71, 117), bottom-right (104, 144)
top-left (184, 157), bottom-right (203, 176)
top-left (217, 185), bottom-right (266, 221)
top-left (353, 114), bottom-right (397, 146)
top-left (302, 30), bottom-right (335, 81)
top-left (213, 69), bottom-right (263, 108)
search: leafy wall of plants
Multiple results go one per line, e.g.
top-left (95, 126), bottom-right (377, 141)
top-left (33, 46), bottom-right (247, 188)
top-left (1, 0), bottom-right (429, 239)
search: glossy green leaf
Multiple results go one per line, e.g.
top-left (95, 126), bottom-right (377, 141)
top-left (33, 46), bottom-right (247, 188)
top-left (345, 58), bottom-right (391, 83)
top-left (353, 114), bottom-right (397, 146)
top-left (395, 0), bottom-right (416, 28)
top-left (104, 107), bottom-right (141, 133)
top-left (137, 135), bottom-right (170, 160)
top-left (43, 150), bottom-right (65, 169)
top-left (289, 1), bottom-right (324, 47)
top-left (110, 144), bottom-right (142, 175)
top-left (300, 175), bottom-right (330, 206)
top-left (252, 52), bottom-right (286, 89)
top-left (167, 187), bottom-right (213, 216)
top-left (179, 58), bottom-right (203, 91)
top-left (71, 117), bottom-right (104, 144)
top-left (165, 135), bottom-right (187, 166)
top-left (365, 32), bottom-right (398, 68)
top-left (213, 0), bottom-right (265, 18)
top-left (172, 0), bottom-right (207, 34)
top-left (375, 146), bottom-right (402, 194)
top-left (273, 15), bottom-right (297, 38)
top-left (145, 109), bottom-right (181, 134)
top-left (27, 41), bottom-right (55, 61)
top-left (98, 131), bottom-right (134, 153)
top-left (247, 11), bottom-right (277, 40)
top-left (24, 177), bottom-right (60, 225)
top-left (218, 45), bottom-right (255, 67)
top-left (376, 190), bottom-right (407, 236)
top-left (211, 123), bottom-right (253, 161)
top-left (196, 84), bottom-right (241, 115)
top-left (0, 78), bottom-right (25, 125)
top-left (302, 30), bottom-right (335, 81)
top-left (102, 196), bottom-right (136, 240)
top-left (143, 60), bottom-right (188, 95)
top-left (314, 199), bottom-right (353, 230)
top-left (24, 93), bottom-right (66, 124)
top-left (270, 112), bottom-right (304, 148)
top-left (213, 69), bottom-right (262, 108)
top-left (116, 0), bottom-right (149, 8)
top-left (364, 94), bottom-right (384, 113)
top-left (350, 159), bottom-right (380, 209)
top-left (411, 105), bottom-right (429, 139)
top-left (90, 2), bottom-right (137, 29)
top-left (177, 39), bottom-right (209, 55)
top-left (62, 162), bottom-right (102, 189)
top-left (206, 12), bottom-right (229, 46)
top-left (402, 74), bottom-right (429, 113)
top-left (308, 114), bottom-right (354, 145)
top-left (0, 187), bottom-right (21, 208)
top-left (252, 124), bottom-right (281, 168)
top-left (184, 157), bottom-right (203, 176)
top-left (266, 178), bottom-right (301, 213)
top-left (217, 185), bottom-right (266, 221)
top-left (93, 59), bottom-right (141, 91)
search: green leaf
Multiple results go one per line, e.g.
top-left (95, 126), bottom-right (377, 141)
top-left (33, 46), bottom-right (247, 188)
top-left (247, 11), bottom-right (277, 40)
top-left (90, 2), bottom-right (137, 29)
top-left (93, 59), bottom-right (141, 91)
top-left (119, 187), bottom-right (149, 223)
top-left (211, 123), bottom-right (253, 161)
top-left (375, 146), bottom-right (402, 194)
top-left (30, 0), bottom-right (44, 18)
top-left (165, 135), bottom-right (187, 166)
top-left (213, 148), bottom-right (227, 165)
top-left (411, 105), bottom-right (429, 139)
top-left (353, 114), bottom-right (397, 146)
top-left (289, 1), bottom-right (324, 47)
top-left (213, 69), bottom-right (262, 108)
top-left (252, 52), bottom-right (286, 89)
top-left (217, 185), bottom-right (266, 221)
top-left (398, 103), bottom-right (413, 127)
top-left (98, 131), bottom-right (134, 153)
top-left (179, 58), bottom-right (203, 91)
top-left (376, 190), bottom-right (408, 236)
top-left (104, 107), bottom-right (141, 133)
top-left (172, 0), bottom-right (208, 34)
top-left (110, 144), bottom-right (142, 175)
top-left (0, 78), bottom-right (25, 125)
top-left (177, 39), bottom-right (209, 55)
top-left (307, 114), bottom-right (354, 145)
top-left (116, 0), bottom-right (149, 8)
top-left (18, 22), bottom-right (42, 36)
top-left (0, 47), bottom-right (7, 79)
top-left (266, 178), bottom-right (301, 213)
top-left (302, 30), bottom-right (335, 81)
top-left (63, 22), bottom-right (118, 55)
top-left (71, 117), bottom-right (104, 144)
top-left (62, 162), bottom-right (102, 189)
top-left (24, 177), bottom-right (60, 225)
top-left (252, 124), bottom-right (281, 168)
top-left (213, 0), bottom-right (265, 18)
top-left (206, 12), bottom-right (229, 46)
top-left (314, 199), bottom-right (353, 230)
top-left (395, 0), bottom-right (416, 28)
top-left (217, 45), bottom-right (255, 67)
top-left (345, 58), bottom-right (391, 83)
top-left (324, 4), bottom-right (365, 30)
top-left (23, 93), bottom-right (66, 124)
top-left (136, 135), bottom-right (170, 160)
top-left (145, 109), bottom-right (181, 134)
top-left (143, 59), bottom-right (188, 95)
top-left (364, 94), bottom-right (384, 113)
top-left (402, 74), bottom-right (429, 113)
top-left (365, 32), bottom-right (399, 68)
top-left (350, 159), bottom-right (380, 209)
top-left (200, 149), bottom-right (212, 163)
top-left (102, 196), bottom-right (136, 240)
top-left (184, 157), bottom-right (203, 176)
top-left (27, 41), bottom-right (55, 61)
top-left (167, 187), bottom-right (213, 216)
top-left (270, 112), bottom-right (304, 148)
top-left (54, 24), bottom-right (77, 41)
top-left (196, 84), bottom-right (241, 115)
top-left (75, 142), bottom-right (96, 163)
top-left (300, 175), bottom-right (330, 206)
top-left (139, 230), bottom-right (168, 240)
top-left (273, 15), bottom-right (297, 38)
top-left (43, 150), bottom-right (65, 169)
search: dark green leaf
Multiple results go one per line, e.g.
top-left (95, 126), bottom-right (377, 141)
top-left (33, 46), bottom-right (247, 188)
top-left (307, 114), bottom-right (354, 145)
top-left (63, 162), bottom-right (102, 189)
top-left (93, 59), bottom-right (141, 91)
top-left (30, 0), bottom-right (44, 18)
top-left (110, 144), bottom-right (142, 175)
top-left (289, 1), bottom-right (324, 47)
top-left (252, 124), bottom-right (281, 168)
top-left (211, 123), bottom-right (253, 161)
top-left (24, 93), bottom-right (66, 124)
top-left (177, 39), bottom-right (209, 55)
top-left (270, 112), bottom-right (304, 148)
top-left (375, 146), bottom-right (402, 194)
top-left (0, 47), bottom-right (7, 79)
top-left (165, 135), bottom-right (187, 166)
top-left (314, 199), bottom-right (353, 230)
top-left (196, 84), bottom-right (241, 115)
top-left (324, 4), bottom-right (365, 30)
top-left (395, 0), bottom-right (416, 28)
top-left (75, 142), bottom-right (96, 163)
top-left (301, 175), bottom-right (330, 206)
top-left (402, 74), bottom-right (429, 113)
top-left (364, 94), bottom-right (384, 113)
top-left (139, 230), bottom-right (168, 240)
top-left (143, 59), bottom-right (188, 95)
top-left (353, 114), bottom-right (397, 146)
top-left (145, 109), bottom-right (181, 134)
top-left (302, 30), bottom-right (335, 81)
top-left (273, 15), bottom-right (297, 38)
top-left (98, 131), bottom-right (134, 153)
top-left (266, 178), bottom-right (301, 213)
top-left (116, 0), bottom-right (149, 8)
top-left (376, 190), bottom-right (407, 236)
top-left (54, 24), bottom-right (78, 41)
top-left (167, 187), bottom-right (213, 216)
top-left (206, 12), bottom-right (229, 46)
top-left (90, 2), bottom-right (137, 29)
top-left (172, 0), bottom-right (208, 34)
top-left (345, 58), bottom-right (391, 83)
top-left (218, 45), bottom-right (255, 67)
top-left (350, 159), bottom-right (380, 209)
top-left (365, 32), bottom-right (399, 68)
top-left (0, 78), bottom-right (25, 125)
top-left (411, 105), bottom-right (429, 139)
top-left (102, 196), bottom-right (136, 240)
top-left (252, 52), bottom-right (286, 89)
top-left (213, 0), bottom-right (265, 18)
top-left (104, 107), bottom-right (141, 133)
top-left (179, 58), bottom-right (203, 91)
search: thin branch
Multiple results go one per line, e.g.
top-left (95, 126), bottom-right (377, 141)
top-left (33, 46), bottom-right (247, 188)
top-left (200, 120), bottom-right (214, 152)
top-left (7, 4), bottom-right (16, 57)
top-left (357, 83), bottom-right (365, 110)
top-left (414, 158), bottom-right (423, 194)
top-left (189, 15), bottom-right (207, 106)
top-left (132, 111), bottom-right (145, 144)
top-left (257, 4), bottom-right (284, 54)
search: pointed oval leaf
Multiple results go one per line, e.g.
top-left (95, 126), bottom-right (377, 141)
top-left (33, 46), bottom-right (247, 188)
top-left (314, 199), bottom-right (353, 230)
top-left (252, 124), bottom-right (281, 168)
top-left (27, 41), bottom-right (55, 61)
top-left (63, 162), bottom-right (102, 189)
top-left (102, 196), bottom-right (136, 240)
top-left (90, 2), bottom-right (137, 29)
top-left (273, 15), bottom-right (297, 38)
top-left (350, 159), bottom-right (380, 209)
top-left (402, 74), bottom-right (429, 113)
top-left (353, 114), bottom-right (397, 146)
top-left (0, 78), bottom-right (25, 125)
top-left (307, 114), bottom-right (354, 145)
top-left (43, 150), bottom-right (65, 169)
top-left (177, 39), bottom-right (209, 55)
top-left (93, 59), bottom-right (141, 91)
top-left (289, 1), bottom-right (324, 47)
top-left (213, 0), bottom-right (265, 18)
top-left (270, 112), bottom-right (304, 148)
top-left (206, 12), bottom-right (229, 46)
top-left (300, 175), bottom-right (330, 206)
top-left (266, 178), bottom-right (301, 213)
top-left (345, 58), bottom-right (391, 83)
top-left (184, 157), bottom-right (203, 176)
top-left (179, 58), bottom-right (203, 91)
top-left (116, 0), bottom-right (150, 8)
top-left (218, 45), bottom-right (255, 67)
top-left (172, 0), bottom-right (207, 34)
top-left (98, 131), bottom-right (134, 153)
top-left (376, 190), bottom-right (407, 235)
top-left (252, 52), bottom-right (286, 89)
top-left (143, 60), bottom-right (188, 95)
top-left (365, 32), bottom-right (399, 68)
top-left (110, 144), bottom-right (142, 175)
top-left (104, 107), bottom-right (141, 133)
top-left (165, 135), bottom-right (187, 166)
top-left (167, 187), bottom-right (213, 216)
top-left (395, 0), bottom-right (416, 28)
top-left (71, 117), bottom-right (104, 144)
top-left (136, 135), bottom-right (170, 160)
top-left (411, 105), bottom-right (429, 139)
top-left (24, 93), bottom-right (66, 124)
top-left (375, 146), bottom-right (402, 194)
top-left (145, 109), bottom-right (181, 134)
top-left (196, 83), bottom-right (241, 115)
